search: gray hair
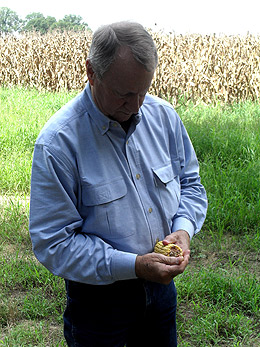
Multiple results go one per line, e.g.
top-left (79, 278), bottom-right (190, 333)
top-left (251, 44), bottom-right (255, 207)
top-left (88, 21), bottom-right (158, 80)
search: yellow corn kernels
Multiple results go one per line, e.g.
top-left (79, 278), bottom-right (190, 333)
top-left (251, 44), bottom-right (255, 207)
top-left (154, 241), bottom-right (183, 257)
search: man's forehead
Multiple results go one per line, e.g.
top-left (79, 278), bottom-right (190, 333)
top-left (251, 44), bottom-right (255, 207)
top-left (101, 45), bottom-right (154, 94)
top-left (112, 46), bottom-right (139, 70)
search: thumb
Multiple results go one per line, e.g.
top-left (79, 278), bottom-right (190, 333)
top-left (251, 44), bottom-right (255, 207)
top-left (162, 254), bottom-right (184, 265)
top-left (162, 237), bottom-right (172, 246)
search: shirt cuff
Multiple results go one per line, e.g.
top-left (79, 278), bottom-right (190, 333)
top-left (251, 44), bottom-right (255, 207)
top-left (111, 251), bottom-right (138, 281)
top-left (172, 217), bottom-right (195, 239)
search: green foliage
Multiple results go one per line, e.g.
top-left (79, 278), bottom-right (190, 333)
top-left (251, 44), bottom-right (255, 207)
top-left (0, 7), bottom-right (22, 34)
top-left (23, 12), bottom-right (57, 35)
top-left (0, 7), bottom-right (91, 34)
top-left (23, 13), bottom-right (89, 34)
top-left (52, 14), bottom-right (89, 32)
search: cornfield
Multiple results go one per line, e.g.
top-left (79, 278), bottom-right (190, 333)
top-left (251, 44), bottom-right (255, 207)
top-left (1, 30), bottom-right (260, 105)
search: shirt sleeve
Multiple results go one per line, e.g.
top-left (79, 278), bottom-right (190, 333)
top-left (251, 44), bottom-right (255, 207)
top-left (29, 144), bottom-right (137, 285)
top-left (171, 115), bottom-right (208, 238)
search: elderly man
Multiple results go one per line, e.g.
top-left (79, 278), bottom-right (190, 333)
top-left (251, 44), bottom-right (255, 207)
top-left (29, 21), bottom-right (207, 347)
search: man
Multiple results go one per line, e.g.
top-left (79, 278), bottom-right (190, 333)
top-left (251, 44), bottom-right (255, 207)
top-left (29, 21), bottom-right (207, 346)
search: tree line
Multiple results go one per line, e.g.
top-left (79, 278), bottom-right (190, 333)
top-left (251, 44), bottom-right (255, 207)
top-left (0, 7), bottom-right (91, 35)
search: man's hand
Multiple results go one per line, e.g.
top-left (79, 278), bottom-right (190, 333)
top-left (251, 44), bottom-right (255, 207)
top-left (162, 229), bottom-right (191, 253)
top-left (135, 230), bottom-right (191, 284)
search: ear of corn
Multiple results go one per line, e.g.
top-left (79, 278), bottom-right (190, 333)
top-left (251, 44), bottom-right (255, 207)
top-left (154, 241), bottom-right (183, 257)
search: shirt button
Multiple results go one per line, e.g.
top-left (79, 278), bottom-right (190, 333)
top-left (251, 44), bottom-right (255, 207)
top-left (136, 174), bottom-right (141, 180)
top-left (102, 125), bottom-right (106, 130)
top-left (148, 208), bottom-right (153, 213)
top-left (113, 123), bottom-right (118, 127)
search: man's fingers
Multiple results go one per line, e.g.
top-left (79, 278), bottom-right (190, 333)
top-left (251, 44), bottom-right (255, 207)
top-left (164, 255), bottom-right (184, 265)
top-left (183, 249), bottom-right (191, 260)
top-left (135, 251), bottom-right (191, 284)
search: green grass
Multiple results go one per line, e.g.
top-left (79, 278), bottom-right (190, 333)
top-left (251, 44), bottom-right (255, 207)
top-left (0, 87), bottom-right (260, 346)
top-left (0, 87), bottom-right (78, 194)
top-left (178, 101), bottom-right (260, 241)
top-left (176, 249), bottom-right (260, 346)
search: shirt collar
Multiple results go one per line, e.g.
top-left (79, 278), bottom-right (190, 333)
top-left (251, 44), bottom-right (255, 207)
top-left (84, 82), bottom-right (110, 135)
top-left (83, 82), bottom-right (142, 135)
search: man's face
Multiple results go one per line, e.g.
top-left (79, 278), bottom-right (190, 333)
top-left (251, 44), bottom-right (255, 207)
top-left (87, 47), bottom-right (155, 123)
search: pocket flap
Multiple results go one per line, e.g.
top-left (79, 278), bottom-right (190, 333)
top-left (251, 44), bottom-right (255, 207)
top-left (82, 177), bottom-right (127, 206)
top-left (153, 164), bottom-right (174, 184)
top-left (152, 160), bottom-right (180, 184)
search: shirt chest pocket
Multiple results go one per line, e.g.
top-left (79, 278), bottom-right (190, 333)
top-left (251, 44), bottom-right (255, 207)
top-left (152, 160), bottom-right (181, 222)
top-left (81, 177), bottom-right (134, 239)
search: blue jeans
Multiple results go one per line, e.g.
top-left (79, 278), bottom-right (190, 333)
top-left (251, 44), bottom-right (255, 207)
top-left (64, 278), bottom-right (177, 347)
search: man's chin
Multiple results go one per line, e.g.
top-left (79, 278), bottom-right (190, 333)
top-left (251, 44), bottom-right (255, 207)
top-left (110, 112), bottom-right (132, 123)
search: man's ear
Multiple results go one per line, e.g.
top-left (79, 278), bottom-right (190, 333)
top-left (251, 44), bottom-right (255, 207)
top-left (86, 59), bottom-right (95, 86)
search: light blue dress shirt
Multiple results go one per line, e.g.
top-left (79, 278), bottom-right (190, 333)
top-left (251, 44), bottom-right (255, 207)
top-left (29, 82), bottom-right (207, 285)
